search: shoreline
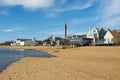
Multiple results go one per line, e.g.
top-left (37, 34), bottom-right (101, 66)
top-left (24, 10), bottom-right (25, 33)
top-left (0, 45), bottom-right (120, 53)
top-left (0, 46), bottom-right (120, 80)
top-left (0, 47), bottom-right (54, 73)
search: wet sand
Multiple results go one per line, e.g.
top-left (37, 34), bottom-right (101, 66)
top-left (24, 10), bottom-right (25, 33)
top-left (0, 46), bottom-right (120, 80)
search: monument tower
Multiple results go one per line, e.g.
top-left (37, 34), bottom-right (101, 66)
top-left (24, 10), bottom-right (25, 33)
top-left (64, 23), bottom-right (67, 38)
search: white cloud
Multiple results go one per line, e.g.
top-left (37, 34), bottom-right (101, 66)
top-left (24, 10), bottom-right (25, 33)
top-left (49, 31), bottom-right (64, 35)
top-left (101, 0), bottom-right (120, 18)
top-left (2, 29), bottom-right (13, 32)
top-left (69, 18), bottom-right (88, 26)
top-left (0, 0), bottom-right (94, 17)
top-left (11, 0), bottom-right (92, 11)
top-left (2, 27), bottom-right (25, 32)
top-left (73, 32), bottom-right (87, 35)
top-left (0, 0), bottom-right (54, 9)
top-left (101, 17), bottom-right (120, 27)
top-left (45, 13), bottom-right (57, 18)
top-left (43, 0), bottom-right (94, 17)
top-left (69, 17), bottom-right (99, 26)
top-left (59, 0), bottom-right (66, 5)
top-left (100, 0), bottom-right (120, 27)
top-left (0, 10), bottom-right (8, 15)
top-left (39, 31), bottom-right (64, 35)
top-left (53, 1), bottom-right (92, 12)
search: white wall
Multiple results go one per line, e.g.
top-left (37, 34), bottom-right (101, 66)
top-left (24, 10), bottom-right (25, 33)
top-left (87, 28), bottom-right (99, 42)
top-left (24, 40), bottom-right (36, 46)
top-left (104, 31), bottom-right (113, 39)
top-left (15, 40), bottom-right (36, 46)
top-left (104, 31), bottom-right (114, 44)
top-left (20, 42), bottom-right (25, 46)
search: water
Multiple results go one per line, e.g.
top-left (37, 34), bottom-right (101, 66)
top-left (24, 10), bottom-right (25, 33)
top-left (0, 48), bottom-right (52, 72)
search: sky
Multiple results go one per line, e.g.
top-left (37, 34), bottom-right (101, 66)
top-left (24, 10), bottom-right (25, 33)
top-left (0, 0), bottom-right (120, 42)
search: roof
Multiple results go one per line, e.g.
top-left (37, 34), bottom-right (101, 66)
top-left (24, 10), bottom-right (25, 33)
top-left (110, 31), bottom-right (120, 37)
top-left (16, 39), bottom-right (32, 41)
top-left (72, 35), bottom-right (87, 38)
top-left (71, 37), bottom-right (82, 40)
top-left (109, 30), bottom-right (120, 44)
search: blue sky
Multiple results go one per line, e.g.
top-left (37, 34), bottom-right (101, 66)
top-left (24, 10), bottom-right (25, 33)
top-left (0, 0), bottom-right (120, 42)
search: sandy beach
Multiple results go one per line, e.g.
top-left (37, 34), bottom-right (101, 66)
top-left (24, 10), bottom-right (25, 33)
top-left (0, 46), bottom-right (120, 80)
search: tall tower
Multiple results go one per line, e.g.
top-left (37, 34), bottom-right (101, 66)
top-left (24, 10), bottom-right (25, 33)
top-left (64, 23), bottom-right (67, 38)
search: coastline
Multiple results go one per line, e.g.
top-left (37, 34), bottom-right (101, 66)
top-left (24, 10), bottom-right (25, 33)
top-left (0, 46), bottom-right (120, 80)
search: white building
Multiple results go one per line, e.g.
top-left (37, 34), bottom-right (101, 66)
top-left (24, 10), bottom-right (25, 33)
top-left (12, 38), bottom-right (37, 46)
top-left (87, 27), bottom-right (99, 42)
top-left (87, 27), bottom-right (106, 42)
top-left (104, 30), bottom-right (120, 44)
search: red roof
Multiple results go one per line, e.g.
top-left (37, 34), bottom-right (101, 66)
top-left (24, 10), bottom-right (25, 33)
top-left (110, 30), bottom-right (120, 44)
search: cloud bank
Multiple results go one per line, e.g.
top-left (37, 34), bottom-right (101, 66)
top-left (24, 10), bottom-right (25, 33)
top-left (0, 0), bottom-right (54, 9)
top-left (53, 1), bottom-right (92, 12)
top-left (2, 27), bottom-right (25, 32)
top-left (0, 0), bottom-right (93, 11)
top-left (100, 0), bottom-right (120, 28)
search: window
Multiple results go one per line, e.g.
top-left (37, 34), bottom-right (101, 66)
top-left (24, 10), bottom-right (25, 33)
top-left (112, 38), bottom-right (114, 41)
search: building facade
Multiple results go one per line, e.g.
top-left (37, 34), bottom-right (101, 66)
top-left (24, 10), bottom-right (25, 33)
top-left (104, 30), bottom-right (120, 44)
top-left (87, 27), bottom-right (106, 43)
top-left (12, 38), bottom-right (37, 46)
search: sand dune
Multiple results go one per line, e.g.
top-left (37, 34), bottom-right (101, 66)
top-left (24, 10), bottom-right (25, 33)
top-left (0, 46), bottom-right (120, 80)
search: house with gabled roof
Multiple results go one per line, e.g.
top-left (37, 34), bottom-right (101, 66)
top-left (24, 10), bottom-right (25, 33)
top-left (104, 30), bottom-right (120, 45)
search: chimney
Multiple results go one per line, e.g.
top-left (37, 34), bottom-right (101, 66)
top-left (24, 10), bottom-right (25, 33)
top-left (64, 23), bottom-right (67, 38)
